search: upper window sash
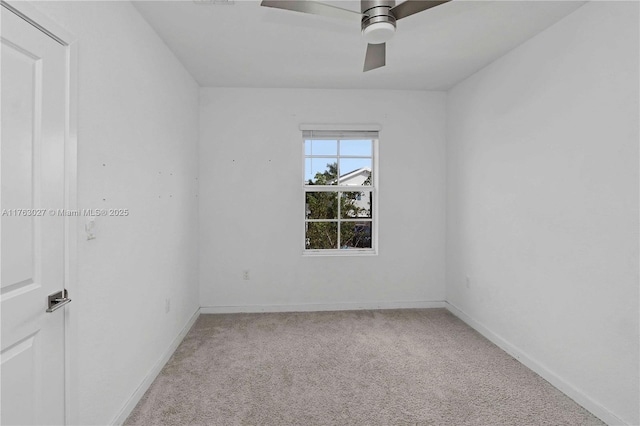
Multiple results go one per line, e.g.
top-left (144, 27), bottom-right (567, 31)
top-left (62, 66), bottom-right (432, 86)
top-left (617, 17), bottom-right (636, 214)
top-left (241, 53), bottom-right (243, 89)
top-left (304, 137), bottom-right (376, 187)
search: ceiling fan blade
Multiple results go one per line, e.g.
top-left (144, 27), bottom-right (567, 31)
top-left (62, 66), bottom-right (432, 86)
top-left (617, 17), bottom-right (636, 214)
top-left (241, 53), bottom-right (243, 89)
top-left (390, 0), bottom-right (450, 20)
top-left (260, 1), bottom-right (361, 22)
top-left (363, 43), bottom-right (385, 72)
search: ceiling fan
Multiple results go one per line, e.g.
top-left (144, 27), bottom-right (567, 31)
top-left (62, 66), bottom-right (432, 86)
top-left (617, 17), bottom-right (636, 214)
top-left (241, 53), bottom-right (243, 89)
top-left (260, 0), bottom-right (451, 72)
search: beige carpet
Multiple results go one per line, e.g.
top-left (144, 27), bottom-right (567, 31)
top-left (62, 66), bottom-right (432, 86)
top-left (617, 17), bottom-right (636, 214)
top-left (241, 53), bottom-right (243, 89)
top-left (125, 309), bottom-right (603, 425)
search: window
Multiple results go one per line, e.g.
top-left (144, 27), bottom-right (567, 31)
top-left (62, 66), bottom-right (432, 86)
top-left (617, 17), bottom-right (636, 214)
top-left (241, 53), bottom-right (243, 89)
top-left (303, 129), bottom-right (378, 255)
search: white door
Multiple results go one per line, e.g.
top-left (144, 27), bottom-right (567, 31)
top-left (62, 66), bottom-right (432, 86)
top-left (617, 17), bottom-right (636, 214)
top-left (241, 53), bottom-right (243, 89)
top-left (1, 5), bottom-right (69, 425)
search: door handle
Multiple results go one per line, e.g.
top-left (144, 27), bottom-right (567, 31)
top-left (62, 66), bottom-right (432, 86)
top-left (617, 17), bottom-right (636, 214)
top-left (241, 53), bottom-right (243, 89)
top-left (46, 289), bottom-right (71, 313)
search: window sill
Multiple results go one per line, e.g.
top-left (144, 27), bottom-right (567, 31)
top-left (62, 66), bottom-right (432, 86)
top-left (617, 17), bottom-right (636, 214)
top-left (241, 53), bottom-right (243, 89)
top-left (302, 249), bottom-right (378, 257)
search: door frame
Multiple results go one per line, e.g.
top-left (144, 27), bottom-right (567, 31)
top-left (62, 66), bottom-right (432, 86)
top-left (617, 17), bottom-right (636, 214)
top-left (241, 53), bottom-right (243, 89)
top-left (1, 2), bottom-right (78, 423)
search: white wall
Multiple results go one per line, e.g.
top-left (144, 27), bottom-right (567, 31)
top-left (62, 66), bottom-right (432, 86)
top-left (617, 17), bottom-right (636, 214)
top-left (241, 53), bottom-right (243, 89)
top-left (199, 88), bottom-right (446, 311)
top-left (30, 2), bottom-right (200, 424)
top-left (446, 2), bottom-right (639, 425)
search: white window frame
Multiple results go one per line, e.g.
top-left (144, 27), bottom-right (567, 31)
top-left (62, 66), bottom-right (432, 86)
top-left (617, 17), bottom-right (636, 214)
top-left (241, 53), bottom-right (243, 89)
top-left (301, 125), bottom-right (379, 256)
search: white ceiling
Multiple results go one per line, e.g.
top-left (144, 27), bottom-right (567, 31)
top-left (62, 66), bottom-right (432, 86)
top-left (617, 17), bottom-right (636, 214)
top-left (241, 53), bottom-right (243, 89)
top-left (133, 0), bottom-right (585, 90)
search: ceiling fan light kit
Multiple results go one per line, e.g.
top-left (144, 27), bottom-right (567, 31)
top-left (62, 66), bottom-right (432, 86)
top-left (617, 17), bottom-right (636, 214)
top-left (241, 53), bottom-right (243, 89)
top-left (362, 22), bottom-right (395, 44)
top-left (361, 0), bottom-right (396, 44)
top-left (261, 0), bottom-right (451, 72)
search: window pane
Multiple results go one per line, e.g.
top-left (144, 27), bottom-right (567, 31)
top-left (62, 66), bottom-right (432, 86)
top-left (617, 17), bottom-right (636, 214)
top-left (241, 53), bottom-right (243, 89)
top-left (340, 222), bottom-right (372, 249)
top-left (340, 139), bottom-right (372, 157)
top-left (306, 140), bottom-right (337, 156)
top-left (305, 159), bottom-right (338, 185)
top-left (341, 192), bottom-right (372, 219)
top-left (306, 192), bottom-right (338, 219)
top-left (339, 158), bottom-right (372, 186)
top-left (306, 222), bottom-right (338, 249)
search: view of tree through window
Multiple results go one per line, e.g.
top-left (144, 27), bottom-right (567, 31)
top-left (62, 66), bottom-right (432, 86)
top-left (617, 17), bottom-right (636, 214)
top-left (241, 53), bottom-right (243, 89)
top-left (304, 137), bottom-right (375, 252)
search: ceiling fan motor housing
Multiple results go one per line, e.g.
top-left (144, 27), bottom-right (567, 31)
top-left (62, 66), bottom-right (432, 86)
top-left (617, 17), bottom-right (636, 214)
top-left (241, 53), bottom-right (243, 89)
top-left (361, 0), bottom-right (396, 44)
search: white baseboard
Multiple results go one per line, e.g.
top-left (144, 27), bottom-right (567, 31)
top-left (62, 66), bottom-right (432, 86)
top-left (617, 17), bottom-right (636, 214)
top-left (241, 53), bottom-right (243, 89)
top-left (444, 302), bottom-right (627, 426)
top-left (111, 307), bottom-right (201, 425)
top-left (201, 300), bottom-right (445, 314)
